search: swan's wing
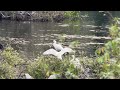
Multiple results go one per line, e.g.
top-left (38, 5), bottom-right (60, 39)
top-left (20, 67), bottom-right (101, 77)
top-left (53, 43), bottom-right (63, 51)
top-left (43, 49), bottom-right (58, 56)
top-left (59, 47), bottom-right (74, 56)
top-left (63, 47), bottom-right (74, 53)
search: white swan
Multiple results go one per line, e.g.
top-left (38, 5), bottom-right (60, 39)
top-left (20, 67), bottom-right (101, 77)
top-left (53, 40), bottom-right (64, 51)
top-left (43, 49), bottom-right (62, 59)
top-left (70, 55), bottom-right (84, 71)
top-left (71, 55), bottom-right (80, 67)
top-left (43, 47), bottom-right (75, 60)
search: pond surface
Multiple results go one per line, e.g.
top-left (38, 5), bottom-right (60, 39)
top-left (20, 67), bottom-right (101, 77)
top-left (0, 13), bottom-right (111, 59)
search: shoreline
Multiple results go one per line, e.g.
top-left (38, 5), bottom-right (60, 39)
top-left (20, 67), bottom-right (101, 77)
top-left (0, 11), bottom-right (66, 22)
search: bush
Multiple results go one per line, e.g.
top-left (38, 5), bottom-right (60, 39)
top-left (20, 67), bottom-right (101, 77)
top-left (0, 62), bottom-right (16, 79)
top-left (93, 20), bottom-right (120, 79)
top-left (64, 11), bottom-right (81, 21)
top-left (0, 46), bottom-right (26, 79)
top-left (1, 46), bottom-right (25, 66)
top-left (27, 56), bottom-right (82, 79)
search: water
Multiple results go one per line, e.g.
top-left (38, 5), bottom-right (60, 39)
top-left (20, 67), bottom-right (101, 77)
top-left (0, 13), bottom-right (111, 59)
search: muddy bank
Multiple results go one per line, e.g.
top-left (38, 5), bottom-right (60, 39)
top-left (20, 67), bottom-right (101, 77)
top-left (0, 11), bottom-right (65, 22)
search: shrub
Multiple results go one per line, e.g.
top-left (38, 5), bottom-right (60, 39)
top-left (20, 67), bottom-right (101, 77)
top-left (0, 46), bottom-right (26, 79)
top-left (27, 56), bottom-right (82, 79)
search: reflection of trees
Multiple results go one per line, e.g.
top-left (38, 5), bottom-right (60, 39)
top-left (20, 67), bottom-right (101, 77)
top-left (82, 11), bottom-right (111, 26)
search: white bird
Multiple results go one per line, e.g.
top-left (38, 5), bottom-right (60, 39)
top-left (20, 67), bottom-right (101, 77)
top-left (70, 55), bottom-right (84, 71)
top-left (25, 73), bottom-right (34, 79)
top-left (70, 55), bottom-right (81, 68)
top-left (53, 40), bottom-right (64, 51)
top-left (43, 47), bottom-right (75, 60)
top-left (43, 49), bottom-right (63, 60)
top-left (62, 47), bottom-right (75, 53)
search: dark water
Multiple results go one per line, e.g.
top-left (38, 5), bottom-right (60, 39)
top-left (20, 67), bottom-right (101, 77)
top-left (0, 12), bottom-right (112, 59)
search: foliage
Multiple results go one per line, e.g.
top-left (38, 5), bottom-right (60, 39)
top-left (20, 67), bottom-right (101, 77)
top-left (69, 40), bottom-right (80, 48)
top-left (1, 46), bottom-right (25, 66)
top-left (0, 62), bottom-right (16, 79)
top-left (109, 24), bottom-right (120, 38)
top-left (93, 18), bottom-right (120, 79)
top-left (0, 46), bottom-right (26, 79)
top-left (27, 56), bottom-right (82, 79)
top-left (64, 11), bottom-right (81, 21)
top-left (58, 34), bottom-right (67, 43)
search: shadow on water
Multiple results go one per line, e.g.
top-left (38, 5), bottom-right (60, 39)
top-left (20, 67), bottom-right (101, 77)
top-left (0, 11), bottom-right (115, 59)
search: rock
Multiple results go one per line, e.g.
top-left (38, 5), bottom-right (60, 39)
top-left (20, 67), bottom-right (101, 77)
top-left (25, 73), bottom-right (34, 79)
top-left (48, 74), bottom-right (60, 79)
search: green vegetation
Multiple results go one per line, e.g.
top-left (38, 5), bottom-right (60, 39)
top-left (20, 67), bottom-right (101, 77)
top-left (69, 40), bottom-right (80, 48)
top-left (27, 56), bottom-right (81, 79)
top-left (0, 46), bottom-right (26, 79)
top-left (93, 18), bottom-right (120, 79)
top-left (64, 11), bottom-right (81, 21)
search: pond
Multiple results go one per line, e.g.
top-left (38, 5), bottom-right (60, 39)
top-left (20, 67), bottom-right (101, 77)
top-left (0, 12), bottom-right (112, 59)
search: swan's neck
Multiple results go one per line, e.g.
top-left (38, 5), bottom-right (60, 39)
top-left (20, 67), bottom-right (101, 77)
top-left (53, 40), bottom-right (56, 44)
top-left (72, 55), bottom-right (75, 60)
top-left (73, 56), bottom-right (75, 60)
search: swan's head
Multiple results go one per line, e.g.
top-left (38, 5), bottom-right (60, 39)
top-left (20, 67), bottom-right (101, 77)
top-left (53, 40), bottom-right (56, 43)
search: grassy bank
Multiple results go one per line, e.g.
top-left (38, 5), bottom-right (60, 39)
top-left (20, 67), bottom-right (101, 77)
top-left (0, 11), bottom-right (83, 22)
